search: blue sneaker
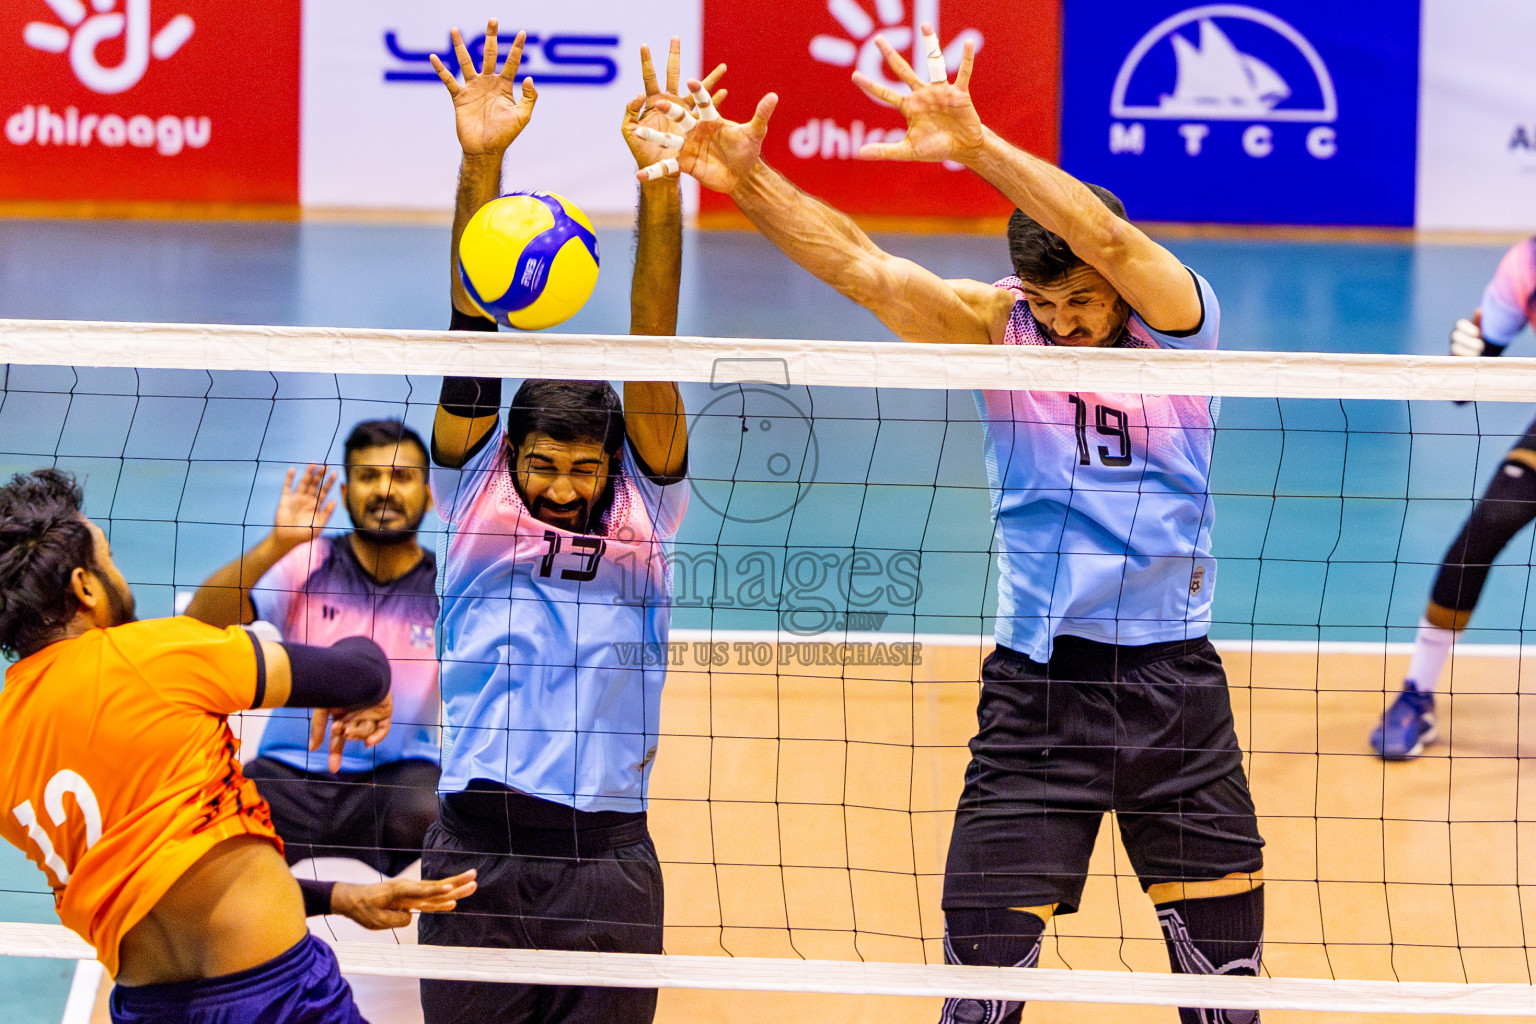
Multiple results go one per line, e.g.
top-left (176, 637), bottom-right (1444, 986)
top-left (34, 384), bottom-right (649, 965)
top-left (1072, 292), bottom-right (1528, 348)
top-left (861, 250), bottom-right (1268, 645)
top-left (1370, 682), bottom-right (1437, 760)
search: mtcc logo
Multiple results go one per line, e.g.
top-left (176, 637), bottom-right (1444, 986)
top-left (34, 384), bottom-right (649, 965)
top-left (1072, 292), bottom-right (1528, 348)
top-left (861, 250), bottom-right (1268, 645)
top-left (24, 0), bottom-right (194, 95)
top-left (1108, 4), bottom-right (1337, 161)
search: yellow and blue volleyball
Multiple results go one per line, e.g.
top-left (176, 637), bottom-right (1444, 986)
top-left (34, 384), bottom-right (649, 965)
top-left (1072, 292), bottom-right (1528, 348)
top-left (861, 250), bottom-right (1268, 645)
top-left (458, 190), bottom-right (600, 330)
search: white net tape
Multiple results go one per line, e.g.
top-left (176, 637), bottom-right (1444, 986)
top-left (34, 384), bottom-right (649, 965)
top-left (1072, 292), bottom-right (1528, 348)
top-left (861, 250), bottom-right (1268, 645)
top-left (4, 317), bottom-right (1536, 401)
top-left (2, 923), bottom-right (1534, 1016)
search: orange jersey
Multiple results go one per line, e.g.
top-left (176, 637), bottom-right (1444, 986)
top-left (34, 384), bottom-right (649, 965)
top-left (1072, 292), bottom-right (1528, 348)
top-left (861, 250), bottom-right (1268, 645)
top-left (0, 617), bottom-right (281, 976)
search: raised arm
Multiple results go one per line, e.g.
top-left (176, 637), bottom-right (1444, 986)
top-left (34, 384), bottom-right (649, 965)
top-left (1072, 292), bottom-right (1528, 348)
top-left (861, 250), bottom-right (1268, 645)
top-left (429, 20), bottom-right (537, 467)
top-left (183, 466), bottom-right (336, 627)
top-left (618, 39), bottom-right (722, 479)
top-left (639, 85), bottom-right (1008, 345)
top-left (852, 27), bottom-right (1199, 334)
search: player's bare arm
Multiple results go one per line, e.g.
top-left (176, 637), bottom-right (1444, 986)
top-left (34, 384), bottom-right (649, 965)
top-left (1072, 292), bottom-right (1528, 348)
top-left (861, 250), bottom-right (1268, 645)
top-left (639, 84), bottom-right (1009, 346)
top-left (623, 38), bottom-right (723, 479)
top-left (432, 19), bottom-right (536, 468)
top-left (855, 25), bottom-right (1199, 334)
top-left (183, 465), bottom-right (336, 627)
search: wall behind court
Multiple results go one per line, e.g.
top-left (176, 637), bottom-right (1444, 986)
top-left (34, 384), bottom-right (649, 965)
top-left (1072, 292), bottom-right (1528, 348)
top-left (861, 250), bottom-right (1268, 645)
top-left (0, 0), bottom-right (1532, 230)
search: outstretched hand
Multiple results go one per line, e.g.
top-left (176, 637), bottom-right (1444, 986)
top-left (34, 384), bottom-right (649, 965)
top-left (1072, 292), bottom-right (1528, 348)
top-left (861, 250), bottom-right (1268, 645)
top-left (623, 37), bottom-right (728, 173)
top-left (852, 23), bottom-right (982, 164)
top-left (430, 19), bottom-right (538, 156)
top-left (332, 870), bottom-right (478, 930)
top-left (271, 465), bottom-right (336, 550)
top-left (634, 82), bottom-right (778, 194)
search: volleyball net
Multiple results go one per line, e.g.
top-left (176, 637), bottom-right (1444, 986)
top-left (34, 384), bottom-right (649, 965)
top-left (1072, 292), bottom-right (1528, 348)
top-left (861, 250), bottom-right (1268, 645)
top-left (6, 318), bottom-right (1536, 1020)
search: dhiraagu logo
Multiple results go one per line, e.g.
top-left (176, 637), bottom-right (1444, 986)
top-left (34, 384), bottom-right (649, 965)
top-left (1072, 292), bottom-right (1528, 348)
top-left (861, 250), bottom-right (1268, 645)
top-left (793, 0), bottom-right (982, 167)
top-left (1107, 4), bottom-right (1337, 161)
top-left (24, 0), bottom-right (194, 95)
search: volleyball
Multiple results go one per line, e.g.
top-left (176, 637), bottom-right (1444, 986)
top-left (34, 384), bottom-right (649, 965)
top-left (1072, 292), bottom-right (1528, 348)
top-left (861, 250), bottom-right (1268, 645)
top-left (457, 190), bottom-right (600, 330)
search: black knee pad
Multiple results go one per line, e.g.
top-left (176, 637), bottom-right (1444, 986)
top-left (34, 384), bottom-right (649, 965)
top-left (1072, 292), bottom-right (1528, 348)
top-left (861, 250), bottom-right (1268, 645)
top-left (939, 908), bottom-right (1045, 1024)
top-left (1156, 887), bottom-right (1263, 1024)
top-left (1432, 460), bottom-right (1536, 612)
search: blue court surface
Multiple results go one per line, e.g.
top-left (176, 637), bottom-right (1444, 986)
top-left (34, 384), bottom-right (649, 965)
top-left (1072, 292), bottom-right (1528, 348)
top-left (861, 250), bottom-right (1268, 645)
top-left (0, 217), bottom-right (1529, 1018)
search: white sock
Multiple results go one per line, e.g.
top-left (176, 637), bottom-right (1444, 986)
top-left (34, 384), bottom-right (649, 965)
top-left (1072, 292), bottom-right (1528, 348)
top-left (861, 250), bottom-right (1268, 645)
top-left (1404, 616), bottom-right (1457, 694)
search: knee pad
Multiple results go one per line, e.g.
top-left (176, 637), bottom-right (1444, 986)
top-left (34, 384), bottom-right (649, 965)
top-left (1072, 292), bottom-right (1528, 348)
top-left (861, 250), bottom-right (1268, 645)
top-left (939, 908), bottom-right (1045, 1024)
top-left (1156, 887), bottom-right (1263, 1024)
top-left (1432, 462), bottom-right (1536, 612)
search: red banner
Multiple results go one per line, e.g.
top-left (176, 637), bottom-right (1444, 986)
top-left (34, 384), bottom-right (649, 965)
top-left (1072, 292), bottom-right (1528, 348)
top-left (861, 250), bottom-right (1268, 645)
top-left (0, 0), bottom-right (300, 204)
top-left (701, 0), bottom-right (1058, 219)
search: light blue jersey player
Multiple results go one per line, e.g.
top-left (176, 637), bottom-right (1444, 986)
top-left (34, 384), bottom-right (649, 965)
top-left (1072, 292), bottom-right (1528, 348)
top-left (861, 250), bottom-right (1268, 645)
top-left (419, 20), bottom-right (705, 1024)
top-left (649, 26), bottom-right (1265, 1024)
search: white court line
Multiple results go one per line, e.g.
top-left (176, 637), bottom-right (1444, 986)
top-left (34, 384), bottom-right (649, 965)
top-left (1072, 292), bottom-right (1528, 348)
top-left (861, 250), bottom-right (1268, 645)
top-left (4, 318), bottom-right (1536, 402)
top-left (60, 958), bottom-right (102, 1024)
top-left (3, 923), bottom-right (1534, 1016)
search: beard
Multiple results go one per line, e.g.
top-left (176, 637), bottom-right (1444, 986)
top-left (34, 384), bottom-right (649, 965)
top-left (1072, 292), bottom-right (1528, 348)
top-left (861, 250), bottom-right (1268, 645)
top-left (350, 499), bottom-right (426, 546)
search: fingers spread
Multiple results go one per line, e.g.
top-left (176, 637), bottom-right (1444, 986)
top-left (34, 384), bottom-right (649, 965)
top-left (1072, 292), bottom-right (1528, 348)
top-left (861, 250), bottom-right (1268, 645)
top-left (700, 61), bottom-right (727, 95)
top-left (666, 36), bottom-right (681, 95)
top-left (857, 139), bottom-right (913, 162)
top-left (922, 24), bottom-right (947, 83)
top-left (451, 27), bottom-right (474, 79)
top-left (749, 92), bottom-right (779, 134)
top-left (502, 29), bottom-right (527, 82)
top-left (875, 33), bottom-right (923, 87)
top-left (633, 125), bottom-right (685, 149)
top-left (521, 76), bottom-right (538, 105)
top-left (711, 87), bottom-right (728, 110)
top-left (851, 70), bottom-right (904, 108)
top-left (640, 44), bottom-right (659, 96)
top-left (481, 19), bottom-right (498, 78)
top-left (954, 39), bottom-right (976, 91)
top-left (689, 80), bottom-right (720, 122)
top-left (637, 157), bottom-right (681, 182)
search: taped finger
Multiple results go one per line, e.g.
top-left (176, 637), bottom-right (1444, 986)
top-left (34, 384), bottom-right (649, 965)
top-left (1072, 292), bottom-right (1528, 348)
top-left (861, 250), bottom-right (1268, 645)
top-left (634, 125), bottom-right (685, 148)
top-left (663, 103), bottom-right (698, 131)
top-left (690, 83), bottom-right (720, 121)
top-left (638, 158), bottom-right (681, 181)
top-left (922, 27), bottom-right (946, 83)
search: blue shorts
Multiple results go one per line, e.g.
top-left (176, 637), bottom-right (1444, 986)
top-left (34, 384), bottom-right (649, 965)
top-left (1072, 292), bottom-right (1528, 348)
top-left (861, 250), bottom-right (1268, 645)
top-left (110, 934), bottom-right (366, 1024)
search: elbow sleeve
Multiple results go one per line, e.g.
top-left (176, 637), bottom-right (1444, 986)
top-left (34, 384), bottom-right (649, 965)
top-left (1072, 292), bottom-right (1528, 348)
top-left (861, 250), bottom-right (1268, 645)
top-left (282, 636), bottom-right (391, 709)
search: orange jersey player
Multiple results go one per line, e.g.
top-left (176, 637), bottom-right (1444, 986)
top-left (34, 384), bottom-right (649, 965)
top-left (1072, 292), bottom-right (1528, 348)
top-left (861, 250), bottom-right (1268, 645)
top-left (0, 469), bottom-right (475, 1024)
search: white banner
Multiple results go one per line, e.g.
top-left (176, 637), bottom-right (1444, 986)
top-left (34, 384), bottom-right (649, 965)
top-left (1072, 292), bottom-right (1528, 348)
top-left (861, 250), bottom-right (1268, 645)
top-left (1416, 0), bottom-right (1536, 231)
top-left (301, 1), bottom-right (702, 216)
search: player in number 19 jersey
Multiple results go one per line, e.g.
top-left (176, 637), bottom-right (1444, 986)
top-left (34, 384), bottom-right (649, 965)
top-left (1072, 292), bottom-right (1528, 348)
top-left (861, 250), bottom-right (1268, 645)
top-left (651, 27), bottom-right (1264, 1024)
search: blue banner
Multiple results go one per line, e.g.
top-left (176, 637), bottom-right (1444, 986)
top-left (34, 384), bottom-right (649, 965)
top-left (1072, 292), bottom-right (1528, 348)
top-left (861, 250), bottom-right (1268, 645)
top-left (1059, 1), bottom-right (1420, 226)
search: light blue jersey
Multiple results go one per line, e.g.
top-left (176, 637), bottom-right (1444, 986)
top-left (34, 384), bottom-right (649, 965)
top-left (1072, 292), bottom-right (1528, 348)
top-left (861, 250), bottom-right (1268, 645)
top-left (432, 421), bottom-right (687, 812)
top-left (976, 271), bottom-right (1221, 662)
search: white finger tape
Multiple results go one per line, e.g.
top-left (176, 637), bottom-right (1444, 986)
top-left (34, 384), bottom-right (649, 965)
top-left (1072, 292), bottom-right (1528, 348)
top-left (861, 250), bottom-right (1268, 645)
top-left (691, 85), bottom-right (720, 121)
top-left (923, 29), bottom-right (947, 83)
top-left (634, 126), bottom-right (685, 149)
top-left (663, 105), bottom-right (698, 131)
top-left (639, 158), bottom-right (681, 181)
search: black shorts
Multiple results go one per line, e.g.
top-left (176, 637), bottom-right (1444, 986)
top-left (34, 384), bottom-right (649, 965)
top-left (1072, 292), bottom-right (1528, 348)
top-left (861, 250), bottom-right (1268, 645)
top-left (943, 636), bottom-right (1264, 915)
top-left (418, 786), bottom-right (664, 1024)
top-left (243, 756), bottom-right (440, 877)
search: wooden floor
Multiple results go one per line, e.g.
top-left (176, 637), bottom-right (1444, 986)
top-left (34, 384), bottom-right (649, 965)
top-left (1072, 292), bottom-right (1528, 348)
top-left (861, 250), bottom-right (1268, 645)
top-left (642, 640), bottom-right (1536, 1023)
top-left (79, 640), bottom-right (1536, 1022)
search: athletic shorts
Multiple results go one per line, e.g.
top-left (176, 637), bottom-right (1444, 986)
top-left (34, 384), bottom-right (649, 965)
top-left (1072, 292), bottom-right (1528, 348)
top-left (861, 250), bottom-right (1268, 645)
top-left (418, 785), bottom-right (664, 1024)
top-left (244, 756), bottom-right (440, 876)
top-left (109, 934), bottom-right (364, 1024)
top-left (943, 636), bottom-right (1264, 915)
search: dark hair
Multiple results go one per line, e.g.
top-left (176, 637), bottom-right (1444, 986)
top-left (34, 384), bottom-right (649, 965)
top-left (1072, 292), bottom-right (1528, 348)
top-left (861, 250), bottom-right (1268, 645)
top-left (1006, 183), bottom-right (1129, 284)
top-left (343, 419), bottom-right (428, 470)
top-left (506, 380), bottom-right (625, 456)
top-left (0, 468), bottom-right (94, 660)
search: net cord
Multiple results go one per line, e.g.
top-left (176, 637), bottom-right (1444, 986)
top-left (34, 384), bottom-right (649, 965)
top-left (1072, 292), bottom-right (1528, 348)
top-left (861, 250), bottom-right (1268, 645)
top-left (2, 318), bottom-right (1534, 402)
top-left (1, 923), bottom-right (1532, 1016)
